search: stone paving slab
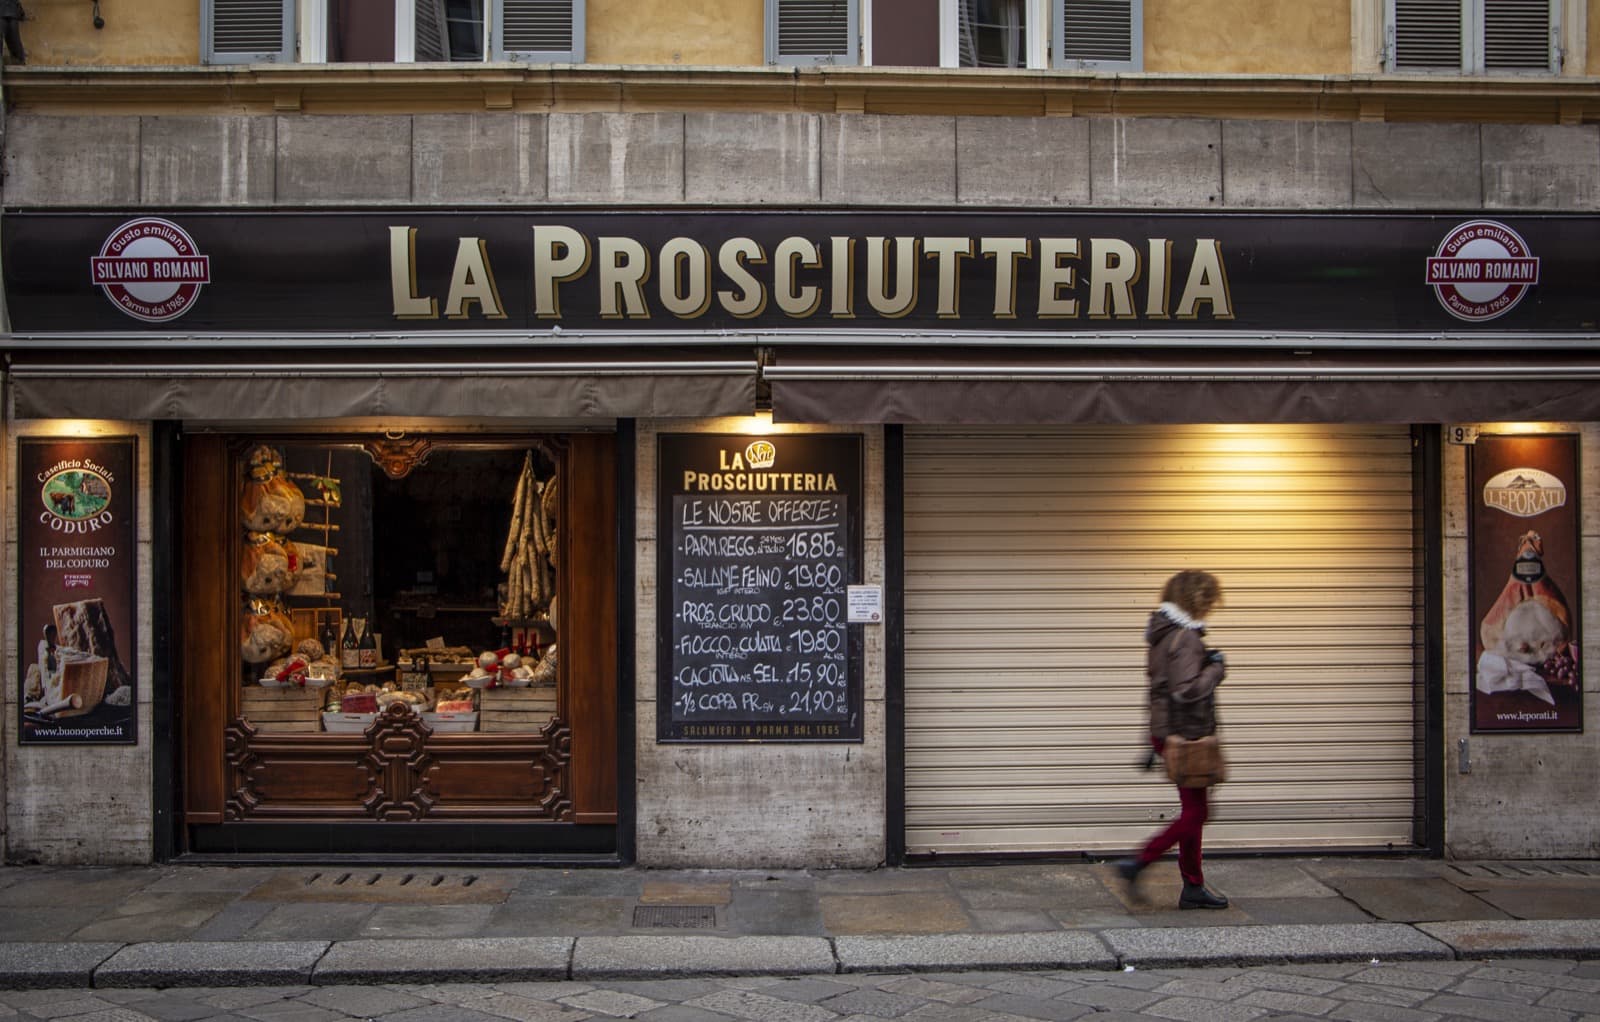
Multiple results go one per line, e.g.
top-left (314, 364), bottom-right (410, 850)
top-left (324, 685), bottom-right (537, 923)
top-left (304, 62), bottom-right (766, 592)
top-left (1103, 923), bottom-right (1455, 968)
top-left (0, 942), bottom-right (123, 989)
top-left (95, 940), bottom-right (330, 987)
top-left (572, 934), bottom-right (835, 978)
top-left (1417, 918), bottom-right (1600, 959)
top-left (835, 931), bottom-right (1116, 973)
top-left (314, 937), bottom-right (572, 984)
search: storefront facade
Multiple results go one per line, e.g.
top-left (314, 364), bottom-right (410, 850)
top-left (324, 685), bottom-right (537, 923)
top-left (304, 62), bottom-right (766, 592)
top-left (2, 96), bottom-right (1598, 866)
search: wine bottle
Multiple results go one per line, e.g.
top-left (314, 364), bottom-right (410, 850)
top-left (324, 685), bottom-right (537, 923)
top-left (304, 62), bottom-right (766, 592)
top-left (358, 617), bottom-right (377, 668)
top-left (321, 619), bottom-right (338, 660)
top-left (341, 617), bottom-right (359, 670)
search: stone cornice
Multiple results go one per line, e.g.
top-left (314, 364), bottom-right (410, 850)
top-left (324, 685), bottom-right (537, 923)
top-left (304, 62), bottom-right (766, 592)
top-left (0, 64), bottom-right (1596, 124)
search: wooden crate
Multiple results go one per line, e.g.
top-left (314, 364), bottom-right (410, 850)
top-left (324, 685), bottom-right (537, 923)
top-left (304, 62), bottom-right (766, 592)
top-left (479, 686), bottom-right (557, 732)
top-left (240, 686), bottom-right (324, 733)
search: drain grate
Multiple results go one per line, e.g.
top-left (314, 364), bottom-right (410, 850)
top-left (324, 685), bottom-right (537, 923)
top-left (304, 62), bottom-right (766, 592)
top-left (304, 872), bottom-right (480, 889)
top-left (633, 905), bottom-right (718, 929)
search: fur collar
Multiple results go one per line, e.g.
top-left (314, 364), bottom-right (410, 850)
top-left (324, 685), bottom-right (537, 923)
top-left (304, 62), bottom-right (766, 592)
top-left (1158, 601), bottom-right (1207, 631)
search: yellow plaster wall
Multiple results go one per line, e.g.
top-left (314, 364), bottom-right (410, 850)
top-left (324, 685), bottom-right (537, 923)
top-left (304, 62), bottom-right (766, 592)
top-left (1144, 0), bottom-right (1350, 75)
top-left (14, 0), bottom-right (199, 65)
top-left (587, 0), bottom-right (762, 67)
top-left (1589, 0), bottom-right (1600, 74)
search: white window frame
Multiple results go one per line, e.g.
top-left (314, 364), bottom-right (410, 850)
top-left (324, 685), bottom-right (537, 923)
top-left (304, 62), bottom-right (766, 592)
top-left (1051, 0), bottom-right (1143, 72)
top-left (1384, 0), bottom-right (1563, 74)
top-left (937, 0), bottom-right (1049, 69)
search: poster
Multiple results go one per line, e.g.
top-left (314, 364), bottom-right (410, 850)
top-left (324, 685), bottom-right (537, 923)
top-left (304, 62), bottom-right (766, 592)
top-left (16, 437), bottom-right (139, 744)
top-left (1469, 434), bottom-right (1582, 733)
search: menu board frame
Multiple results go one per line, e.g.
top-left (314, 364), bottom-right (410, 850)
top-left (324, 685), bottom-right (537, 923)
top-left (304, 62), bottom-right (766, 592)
top-left (656, 433), bottom-right (864, 743)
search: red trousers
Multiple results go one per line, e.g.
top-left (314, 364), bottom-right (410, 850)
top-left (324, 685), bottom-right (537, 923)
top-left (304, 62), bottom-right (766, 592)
top-left (1138, 783), bottom-right (1209, 886)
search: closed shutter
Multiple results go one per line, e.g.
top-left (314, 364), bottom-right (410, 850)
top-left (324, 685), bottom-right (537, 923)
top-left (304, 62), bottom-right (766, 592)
top-left (768, 0), bottom-right (859, 66)
top-left (1483, 0), bottom-right (1555, 71)
top-left (1054, 0), bottom-right (1140, 70)
top-left (904, 425), bottom-right (1417, 856)
top-left (204, 0), bottom-right (294, 65)
top-left (495, 0), bottom-right (584, 62)
top-left (1391, 0), bottom-right (1464, 70)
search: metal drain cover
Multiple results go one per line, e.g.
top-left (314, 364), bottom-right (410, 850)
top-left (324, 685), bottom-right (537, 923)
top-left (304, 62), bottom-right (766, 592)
top-left (633, 905), bottom-right (718, 928)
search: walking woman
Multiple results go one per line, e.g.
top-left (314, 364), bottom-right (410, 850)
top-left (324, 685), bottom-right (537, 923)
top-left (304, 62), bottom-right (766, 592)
top-left (1116, 569), bottom-right (1230, 910)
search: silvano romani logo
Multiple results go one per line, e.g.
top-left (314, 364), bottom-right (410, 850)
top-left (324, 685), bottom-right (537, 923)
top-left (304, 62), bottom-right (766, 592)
top-left (1425, 220), bottom-right (1539, 323)
top-left (91, 217), bottom-right (211, 322)
top-left (1483, 467), bottom-right (1566, 518)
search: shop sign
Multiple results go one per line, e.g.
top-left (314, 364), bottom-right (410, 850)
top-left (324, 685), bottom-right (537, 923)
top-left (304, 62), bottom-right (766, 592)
top-left (4, 210), bottom-right (1599, 337)
top-left (656, 434), bottom-right (864, 742)
top-left (16, 437), bottom-right (139, 745)
top-left (1469, 434), bottom-right (1582, 733)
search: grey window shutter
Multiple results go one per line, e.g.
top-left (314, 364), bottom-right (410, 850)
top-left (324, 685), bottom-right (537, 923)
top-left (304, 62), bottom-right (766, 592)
top-left (204, 0), bottom-right (294, 65)
top-left (494, 0), bottom-right (585, 62)
top-left (767, 0), bottom-right (859, 66)
top-left (417, 0), bottom-right (449, 60)
top-left (1483, 0), bottom-right (1555, 71)
top-left (1053, 0), bottom-right (1141, 71)
top-left (1390, 0), bottom-right (1465, 70)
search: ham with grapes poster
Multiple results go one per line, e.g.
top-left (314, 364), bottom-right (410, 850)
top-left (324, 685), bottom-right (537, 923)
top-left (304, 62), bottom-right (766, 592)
top-left (16, 437), bottom-right (139, 744)
top-left (1470, 434), bottom-right (1581, 733)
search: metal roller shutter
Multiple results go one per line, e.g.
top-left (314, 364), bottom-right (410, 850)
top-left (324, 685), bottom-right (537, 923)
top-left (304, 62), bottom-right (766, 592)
top-left (904, 424), bottom-right (1417, 855)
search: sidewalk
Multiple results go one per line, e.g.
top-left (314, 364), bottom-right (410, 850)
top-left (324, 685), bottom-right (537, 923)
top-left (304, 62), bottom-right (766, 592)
top-left (3, 857), bottom-right (1600, 989)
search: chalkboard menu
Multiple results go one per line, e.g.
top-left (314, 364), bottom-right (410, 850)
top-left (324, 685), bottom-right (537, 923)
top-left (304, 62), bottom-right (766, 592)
top-left (658, 434), bottom-right (863, 743)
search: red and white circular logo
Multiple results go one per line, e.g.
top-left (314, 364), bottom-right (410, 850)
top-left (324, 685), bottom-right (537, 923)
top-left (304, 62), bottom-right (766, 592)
top-left (1425, 220), bottom-right (1539, 322)
top-left (90, 217), bottom-right (212, 322)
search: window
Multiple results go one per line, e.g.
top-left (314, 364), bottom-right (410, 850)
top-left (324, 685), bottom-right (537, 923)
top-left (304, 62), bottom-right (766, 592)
top-left (1387, 0), bottom-right (1559, 72)
top-left (203, 0), bottom-right (583, 65)
top-left (939, 0), bottom-right (1047, 68)
top-left (768, 0), bottom-right (859, 65)
top-left (1052, 0), bottom-right (1141, 71)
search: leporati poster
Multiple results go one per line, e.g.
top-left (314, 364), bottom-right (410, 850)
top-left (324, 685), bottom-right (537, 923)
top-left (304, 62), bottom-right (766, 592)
top-left (1470, 433), bottom-right (1582, 733)
top-left (16, 437), bottom-right (139, 744)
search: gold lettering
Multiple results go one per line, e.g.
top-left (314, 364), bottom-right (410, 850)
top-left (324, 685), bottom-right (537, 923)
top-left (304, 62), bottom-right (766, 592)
top-left (531, 225), bottom-right (591, 319)
top-left (1038, 238), bottom-right (1080, 318)
top-left (980, 237), bottom-right (1029, 319)
top-left (924, 236), bottom-right (973, 319)
top-left (1088, 237), bottom-right (1139, 319)
top-left (389, 226), bottom-right (437, 319)
top-left (1176, 239), bottom-right (1234, 320)
top-left (659, 237), bottom-right (711, 318)
top-left (717, 238), bottom-right (767, 319)
top-left (866, 236), bottom-right (918, 318)
top-left (598, 236), bottom-right (651, 319)
top-left (443, 237), bottom-right (506, 319)
top-left (774, 237), bottom-right (822, 317)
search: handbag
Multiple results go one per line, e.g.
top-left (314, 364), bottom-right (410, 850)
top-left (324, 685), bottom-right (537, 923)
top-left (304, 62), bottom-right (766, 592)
top-left (1163, 734), bottom-right (1227, 788)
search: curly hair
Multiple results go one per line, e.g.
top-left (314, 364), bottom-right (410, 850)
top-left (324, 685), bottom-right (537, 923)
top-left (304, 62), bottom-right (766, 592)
top-left (1161, 569), bottom-right (1223, 619)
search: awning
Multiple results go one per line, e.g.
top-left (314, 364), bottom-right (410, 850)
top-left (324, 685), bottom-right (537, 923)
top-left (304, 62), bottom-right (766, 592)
top-left (765, 351), bottom-right (1600, 424)
top-left (4, 356), bottom-right (759, 422)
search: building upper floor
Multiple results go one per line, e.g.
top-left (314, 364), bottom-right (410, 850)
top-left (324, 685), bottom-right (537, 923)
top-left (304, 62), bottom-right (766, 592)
top-left (3, 1), bottom-right (1598, 123)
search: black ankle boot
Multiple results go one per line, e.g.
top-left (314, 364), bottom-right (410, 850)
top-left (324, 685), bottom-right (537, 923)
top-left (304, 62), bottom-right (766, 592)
top-left (1179, 882), bottom-right (1229, 910)
top-left (1113, 858), bottom-right (1146, 897)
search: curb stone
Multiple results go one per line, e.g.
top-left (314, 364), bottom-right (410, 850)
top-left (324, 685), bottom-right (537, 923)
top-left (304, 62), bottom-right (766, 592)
top-left (1103, 923), bottom-right (1455, 969)
top-left (0, 942), bottom-right (123, 989)
top-left (314, 937), bottom-right (573, 984)
top-left (572, 935), bottom-right (836, 978)
top-left (94, 940), bottom-right (330, 988)
top-left (835, 932), bottom-right (1117, 973)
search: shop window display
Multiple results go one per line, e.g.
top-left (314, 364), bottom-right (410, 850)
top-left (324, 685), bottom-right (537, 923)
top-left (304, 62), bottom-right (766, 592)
top-left (236, 439), bottom-right (561, 737)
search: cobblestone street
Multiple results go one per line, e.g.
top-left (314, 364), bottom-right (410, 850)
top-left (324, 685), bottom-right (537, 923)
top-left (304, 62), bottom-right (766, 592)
top-left (5, 957), bottom-right (1600, 1022)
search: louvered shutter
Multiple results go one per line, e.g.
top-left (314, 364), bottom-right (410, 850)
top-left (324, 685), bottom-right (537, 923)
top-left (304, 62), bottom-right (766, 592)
top-left (1482, 0), bottom-right (1555, 71)
top-left (1390, 0), bottom-right (1465, 70)
top-left (204, 0), bottom-right (294, 65)
top-left (416, 0), bottom-right (449, 60)
top-left (1053, 0), bottom-right (1141, 71)
top-left (494, 0), bottom-right (584, 62)
top-left (768, 0), bottom-right (859, 66)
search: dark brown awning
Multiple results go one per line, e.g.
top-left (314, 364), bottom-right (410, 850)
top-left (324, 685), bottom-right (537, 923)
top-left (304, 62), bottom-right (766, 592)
top-left (5, 356), bottom-right (759, 421)
top-left (765, 351), bottom-right (1600, 424)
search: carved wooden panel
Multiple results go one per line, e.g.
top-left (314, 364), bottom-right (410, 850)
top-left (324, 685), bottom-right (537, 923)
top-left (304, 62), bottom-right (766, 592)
top-left (223, 707), bottom-right (572, 822)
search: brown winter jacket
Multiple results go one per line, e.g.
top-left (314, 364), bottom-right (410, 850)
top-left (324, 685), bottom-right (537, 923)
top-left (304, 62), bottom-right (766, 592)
top-left (1146, 606), bottom-right (1225, 743)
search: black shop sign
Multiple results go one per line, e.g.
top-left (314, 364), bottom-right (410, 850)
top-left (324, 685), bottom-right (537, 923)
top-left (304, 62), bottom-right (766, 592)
top-left (657, 434), bottom-right (864, 743)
